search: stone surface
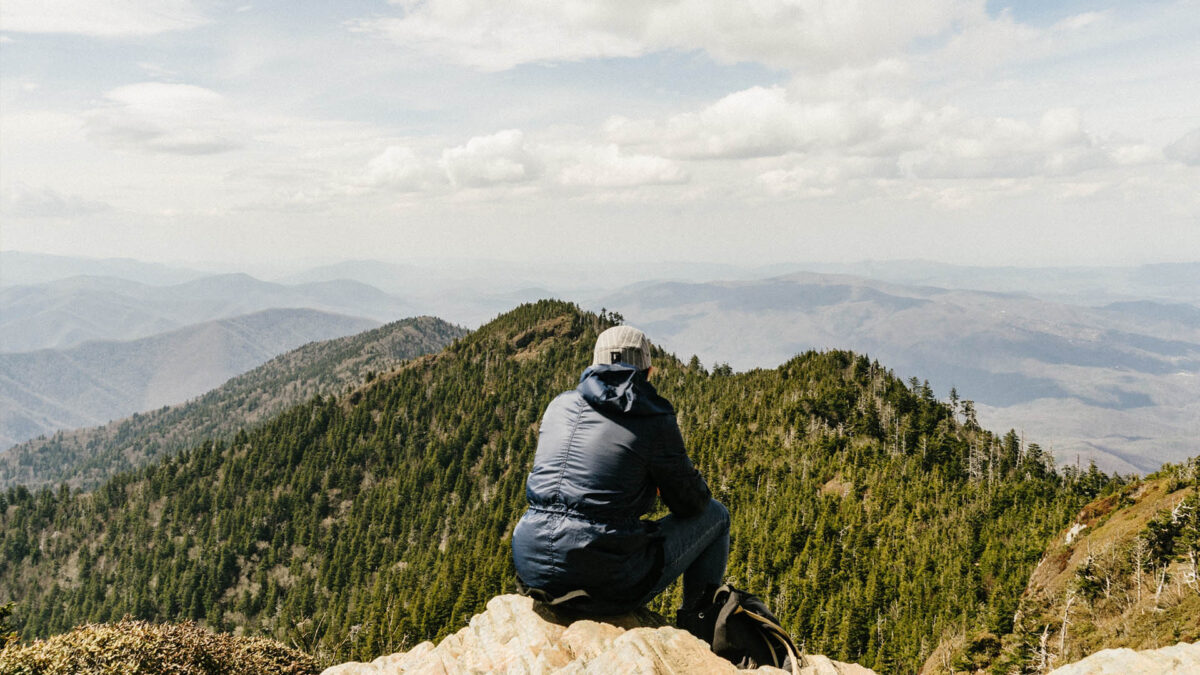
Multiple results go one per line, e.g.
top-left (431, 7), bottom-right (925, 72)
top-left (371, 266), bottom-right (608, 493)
top-left (1048, 642), bottom-right (1200, 675)
top-left (322, 594), bottom-right (876, 675)
top-left (797, 654), bottom-right (875, 675)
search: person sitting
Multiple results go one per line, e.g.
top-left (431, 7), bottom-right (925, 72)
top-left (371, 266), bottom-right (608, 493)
top-left (512, 325), bottom-right (730, 617)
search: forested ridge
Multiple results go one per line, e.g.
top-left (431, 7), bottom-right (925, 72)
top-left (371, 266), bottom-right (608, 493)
top-left (945, 460), bottom-right (1198, 674)
top-left (0, 301), bottom-right (1119, 672)
top-left (0, 316), bottom-right (466, 491)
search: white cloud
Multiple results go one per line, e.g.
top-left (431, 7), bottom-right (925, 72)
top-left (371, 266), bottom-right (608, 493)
top-left (607, 86), bottom-right (836, 159)
top-left (935, 8), bottom-right (1042, 69)
top-left (1, 0), bottom-right (207, 37)
top-left (607, 85), bottom-right (970, 161)
top-left (353, 0), bottom-right (978, 72)
top-left (757, 168), bottom-right (836, 199)
top-left (363, 146), bottom-right (442, 191)
top-left (1038, 108), bottom-right (1086, 147)
top-left (758, 156), bottom-right (897, 197)
top-left (85, 83), bottom-right (242, 155)
top-left (933, 8), bottom-right (1121, 72)
top-left (1108, 144), bottom-right (1161, 166)
top-left (440, 129), bottom-right (539, 188)
top-left (903, 110), bottom-right (1107, 180)
top-left (346, 135), bottom-right (688, 196)
top-left (3, 0), bottom-right (1192, 267)
top-left (1165, 128), bottom-right (1200, 166)
top-left (787, 59), bottom-right (913, 100)
top-left (1, 184), bottom-right (111, 218)
top-left (557, 145), bottom-right (688, 188)
top-left (608, 83), bottom-right (1130, 183)
top-left (889, 179), bottom-right (1032, 211)
top-left (1056, 182), bottom-right (1105, 200)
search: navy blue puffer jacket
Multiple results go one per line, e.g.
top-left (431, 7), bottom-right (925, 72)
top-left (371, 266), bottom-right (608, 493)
top-left (512, 364), bottom-right (711, 610)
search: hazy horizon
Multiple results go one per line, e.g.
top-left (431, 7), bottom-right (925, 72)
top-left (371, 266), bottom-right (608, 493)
top-left (3, 247), bottom-right (1198, 280)
top-left (3, 248), bottom-right (1198, 474)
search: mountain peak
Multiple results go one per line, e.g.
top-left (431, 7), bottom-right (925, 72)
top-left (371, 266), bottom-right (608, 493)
top-left (321, 594), bottom-right (875, 675)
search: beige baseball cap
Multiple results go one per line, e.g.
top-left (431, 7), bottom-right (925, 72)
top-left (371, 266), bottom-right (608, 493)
top-left (592, 325), bottom-right (652, 371)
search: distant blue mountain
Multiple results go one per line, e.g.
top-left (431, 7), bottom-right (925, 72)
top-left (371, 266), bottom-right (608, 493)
top-left (0, 273), bottom-right (411, 352)
top-left (0, 251), bottom-right (208, 287)
top-left (0, 308), bottom-right (380, 449)
top-left (602, 272), bottom-right (1200, 474)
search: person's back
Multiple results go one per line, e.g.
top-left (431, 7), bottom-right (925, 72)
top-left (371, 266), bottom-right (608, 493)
top-left (512, 325), bottom-right (729, 617)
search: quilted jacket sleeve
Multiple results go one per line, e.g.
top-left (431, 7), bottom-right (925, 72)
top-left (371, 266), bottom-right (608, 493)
top-left (649, 416), bottom-right (711, 517)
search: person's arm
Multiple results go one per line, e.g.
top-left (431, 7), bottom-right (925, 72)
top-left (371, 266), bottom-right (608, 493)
top-left (649, 417), bottom-right (711, 517)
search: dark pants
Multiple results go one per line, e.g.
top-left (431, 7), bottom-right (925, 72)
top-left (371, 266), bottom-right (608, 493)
top-left (640, 498), bottom-right (730, 610)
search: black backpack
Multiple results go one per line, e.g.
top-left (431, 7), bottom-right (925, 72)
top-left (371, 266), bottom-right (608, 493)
top-left (676, 584), bottom-right (801, 674)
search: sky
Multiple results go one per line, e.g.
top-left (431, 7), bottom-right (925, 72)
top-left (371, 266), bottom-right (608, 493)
top-left (1, 0), bottom-right (1198, 270)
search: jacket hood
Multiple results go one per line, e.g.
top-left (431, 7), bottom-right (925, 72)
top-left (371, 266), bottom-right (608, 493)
top-left (577, 364), bottom-right (675, 416)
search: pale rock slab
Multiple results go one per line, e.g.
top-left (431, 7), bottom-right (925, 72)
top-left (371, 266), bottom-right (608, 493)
top-left (1048, 642), bottom-right (1200, 675)
top-left (322, 594), bottom-right (875, 675)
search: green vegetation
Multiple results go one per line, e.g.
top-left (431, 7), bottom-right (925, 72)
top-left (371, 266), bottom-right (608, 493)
top-left (1, 602), bottom-right (16, 650)
top-left (935, 458), bottom-right (1198, 673)
top-left (0, 301), bottom-right (1117, 672)
top-left (0, 316), bottom-right (466, 491)
top-left (0, 619), bottom-right (317, 674)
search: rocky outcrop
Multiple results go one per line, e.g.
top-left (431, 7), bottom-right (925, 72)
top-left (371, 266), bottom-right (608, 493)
top-left (1048, 642), bottom-right (1200, 674)
top-left (322, 595), bottom-right (875, 674)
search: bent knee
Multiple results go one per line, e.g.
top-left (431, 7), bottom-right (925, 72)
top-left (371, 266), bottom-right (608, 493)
top-left (708, 498), bottom-right (730, 528)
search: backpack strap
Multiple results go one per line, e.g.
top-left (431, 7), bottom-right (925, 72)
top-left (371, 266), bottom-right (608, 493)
top-left (731, 605), bottom-right (802, 675)
top-left (515, 576), bottom-right (592, 606)
top-left (710, 584), bottom-right (801, 675)
top-left (538, 588), bottom-right (591, 606)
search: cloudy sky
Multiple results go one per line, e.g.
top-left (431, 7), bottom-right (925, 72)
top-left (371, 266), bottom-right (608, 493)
top-left (1, 0), bottom-right (1197, 269)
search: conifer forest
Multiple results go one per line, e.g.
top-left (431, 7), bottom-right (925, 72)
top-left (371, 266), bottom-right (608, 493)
top-left (0, 301), bottom-right (1128, 672)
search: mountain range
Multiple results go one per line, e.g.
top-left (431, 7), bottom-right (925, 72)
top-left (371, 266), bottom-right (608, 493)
top-left (0, 251), bottom-right (209, 288)
top-left (0, 273), bottom-right (411, 353)
top-left (0, 308), bottom-right (380, 451)
top-left (794, 260), bottom-right (1200, 307)
top-left (602, 273), bottom-right (1200, 474)
top-left (8, 250), bottom-right (1196, 309)
top-left (3, 251), bottom-right (1198, 475)
top-left (0, 315), bottom-right (465, 490)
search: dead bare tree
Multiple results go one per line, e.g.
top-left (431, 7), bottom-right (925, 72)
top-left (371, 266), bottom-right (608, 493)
top-left (1154, 564), bottom-right (1169, 608)
top-left (1132, 537), bottom-right (1149, 605)
top-left (968, 439), bottom-right (982, 483)
top-left (1037, 624), bottom-right (1051, 673)
top-left (1170, 497), bottom-right (1191, 524)
top-left (1058, 590), bottom-right (1076, 665)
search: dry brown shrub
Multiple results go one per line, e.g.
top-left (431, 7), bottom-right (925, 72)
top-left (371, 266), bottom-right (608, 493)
top-left (0, 619), bottom-right (318, 674)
